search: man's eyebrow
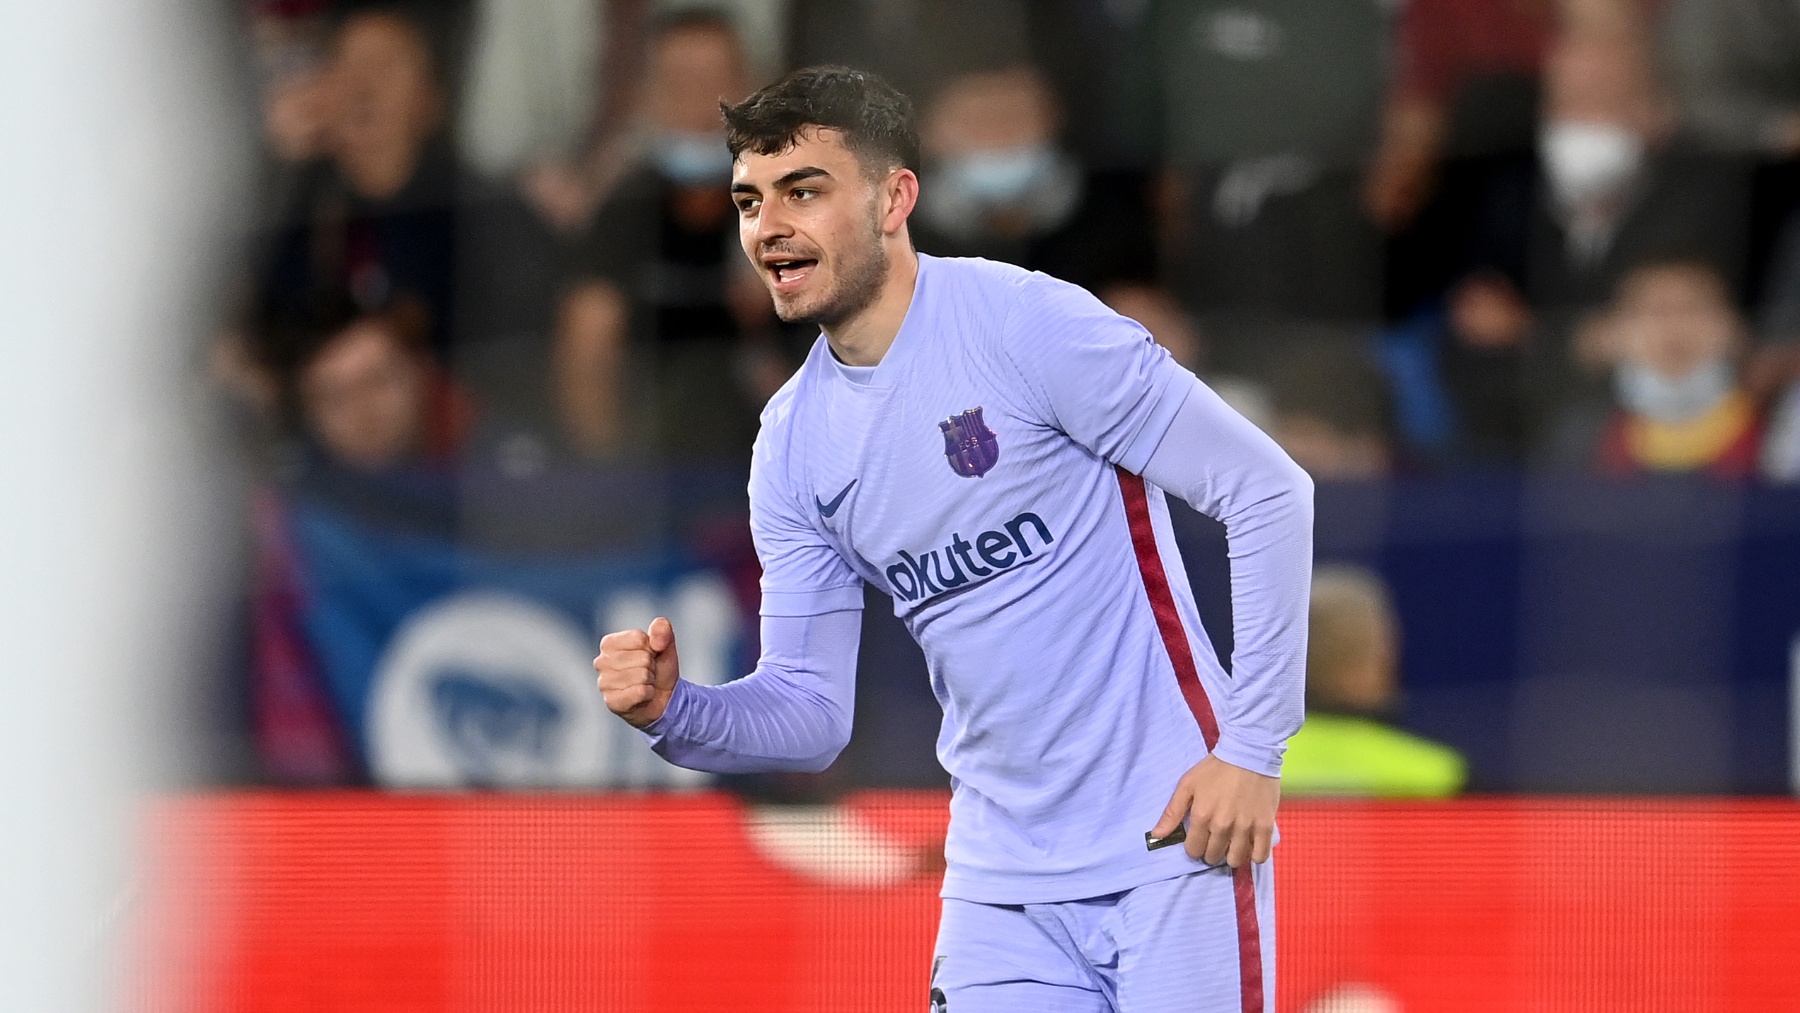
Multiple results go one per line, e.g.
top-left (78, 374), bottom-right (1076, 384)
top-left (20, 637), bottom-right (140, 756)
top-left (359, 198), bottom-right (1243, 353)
top-left (731, 166), bottom-right (832, 197)
top-left (773, 167), bottom-right (832, 189)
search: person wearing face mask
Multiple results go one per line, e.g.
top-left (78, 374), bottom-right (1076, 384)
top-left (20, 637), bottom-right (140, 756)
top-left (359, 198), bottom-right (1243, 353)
top-left (1588, 260), bottom-right (1764, 478)
top-left (909, 65), bottom-right (1158, 296)
top-left (1539, 117), bottom-right (1650, 262)
top-left (1421, 30), bottom-right (1752, 463)
top-left (559, 10), bottom-right (794, 461)
top-left (1522, 32), bottom-right (1752, 319)
top-left (916, 69), bottom-right (1081, 248)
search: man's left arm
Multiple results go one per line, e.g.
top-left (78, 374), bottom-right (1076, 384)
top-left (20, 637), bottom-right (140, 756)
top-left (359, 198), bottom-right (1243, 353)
top-left (998, 275), bottom-right (1311, 868)
top-left (1138, 379), bottom-right (1312, 868)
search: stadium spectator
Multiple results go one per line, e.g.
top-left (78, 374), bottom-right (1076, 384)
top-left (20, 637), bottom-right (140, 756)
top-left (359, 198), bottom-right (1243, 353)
top-left (1265, 343), bottom-right (1395, 481)
top-left (282, 296), bottom-right (474, 471)
top-left (1528, 32), bottom-right (1729, 310)
top-left (244, 2), bottom-right (588, 463)
top-left (1572, 260), bottom-right (1765, 477)
top-left (1424, 29), bottom-right (1751, 461)
top-left (1366, 0), bottom-right (1655, 231)
top-left (557, 10), bottom-right (783, 460)
top-left (910, 64), bottom-right (1158, 295)
top-left (1283, 565), bottom-right (1467, 798)
top-left (255, 4), bottom-right (461, 356)
top-left (1536, 27), bottom-right (1755, 323)
top-left (1370, 0), bottom-right (1556, 322)
top-left (910, 66), bottom-right (1078, 265)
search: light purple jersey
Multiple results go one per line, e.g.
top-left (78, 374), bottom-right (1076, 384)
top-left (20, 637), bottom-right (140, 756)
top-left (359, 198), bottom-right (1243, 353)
top-left (658, 254), bottom-right (1309, 904)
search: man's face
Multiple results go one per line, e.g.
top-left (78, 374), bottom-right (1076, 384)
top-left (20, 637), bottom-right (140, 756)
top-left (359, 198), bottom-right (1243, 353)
top-left (731, 128), bottom-right (896, 327)
top-left (300, 319), bottom-right (428, 469)
top-left (329, 15), bottom-right (441, 174)
top-left (922, 68), bottom-right (1056, 160)
top-left (1613, 266), bottom-right (1738, 380)
top-left (651, 26), bottom-right (747, 133)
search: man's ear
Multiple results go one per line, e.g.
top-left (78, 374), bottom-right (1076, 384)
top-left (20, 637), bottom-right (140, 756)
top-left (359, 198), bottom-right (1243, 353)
top-left (881, 168), bottom-right (920, 236)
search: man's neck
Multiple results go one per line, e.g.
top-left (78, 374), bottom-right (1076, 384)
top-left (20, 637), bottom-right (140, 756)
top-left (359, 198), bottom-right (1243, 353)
top-left (822, 245), bottom-right (920, 368)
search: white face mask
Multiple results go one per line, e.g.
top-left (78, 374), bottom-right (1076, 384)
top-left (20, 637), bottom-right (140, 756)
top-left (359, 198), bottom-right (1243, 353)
top-left (922, 144), bottom-right (1080, 241)
top-left (1540, 121), bottom-right (1646, 209)
top-left (941, 145), bottom-right (1061, 206)
top-left (1615, 358), bottom-right (1734, 424)
top-left (651, 130), bottom-right (733, 186)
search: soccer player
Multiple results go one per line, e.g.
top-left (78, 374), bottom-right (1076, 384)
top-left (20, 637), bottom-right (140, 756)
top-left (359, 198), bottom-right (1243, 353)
top-left (595, 67), bottom-right (1311, 1012)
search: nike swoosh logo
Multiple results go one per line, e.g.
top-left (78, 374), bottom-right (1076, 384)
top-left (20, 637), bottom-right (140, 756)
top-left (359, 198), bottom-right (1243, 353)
top-left (815, 480), bottom-right (856, 518)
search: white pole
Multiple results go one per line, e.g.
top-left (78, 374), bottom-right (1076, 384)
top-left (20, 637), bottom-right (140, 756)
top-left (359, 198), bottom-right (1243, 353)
top-left (0, 4), bottom-right (242, 1010)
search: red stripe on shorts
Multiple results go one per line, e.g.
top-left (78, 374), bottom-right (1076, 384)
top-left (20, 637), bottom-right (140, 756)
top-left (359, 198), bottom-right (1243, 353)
top-left (1232, 865), bottom-right (1266, 1012)
top-left (1116, 467), bottom-right (1265, 1013)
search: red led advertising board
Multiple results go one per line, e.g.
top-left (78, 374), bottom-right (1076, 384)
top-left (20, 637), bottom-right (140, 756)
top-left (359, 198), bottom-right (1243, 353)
top-left (134, 794), bottom-right (1800, 1011)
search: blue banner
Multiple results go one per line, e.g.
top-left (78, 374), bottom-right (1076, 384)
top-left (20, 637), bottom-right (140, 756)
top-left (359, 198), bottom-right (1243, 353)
top-left (263, 486), bottom-right (750, 789)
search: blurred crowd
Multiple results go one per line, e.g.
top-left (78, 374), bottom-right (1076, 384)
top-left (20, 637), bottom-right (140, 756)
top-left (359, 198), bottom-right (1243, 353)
top-left (219, 0), bottom-right (1800, 484)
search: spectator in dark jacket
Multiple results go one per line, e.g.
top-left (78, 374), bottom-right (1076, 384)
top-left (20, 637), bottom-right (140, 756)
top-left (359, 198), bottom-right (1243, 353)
top-left (556, 11), bottom-right (784, 462)
top-left (1431, 29), bottom-right (1752, 459)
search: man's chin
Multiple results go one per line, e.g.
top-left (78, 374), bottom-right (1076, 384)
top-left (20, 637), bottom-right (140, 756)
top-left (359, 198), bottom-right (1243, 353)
top-left (773, 292), bottom-right (827, 326)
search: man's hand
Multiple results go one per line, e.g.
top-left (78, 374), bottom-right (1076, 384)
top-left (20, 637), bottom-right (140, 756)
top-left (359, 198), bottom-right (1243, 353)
top-left (1149, 755), bottom-right (1281, 868)
top-left (595, 617), bottom-right (681, 728)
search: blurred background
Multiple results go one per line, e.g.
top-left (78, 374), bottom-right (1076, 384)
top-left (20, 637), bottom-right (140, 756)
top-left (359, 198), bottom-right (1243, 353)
top-left (9, 0), bottom-right (1800, 1009)
top-left (214, 0), bottom-right (1800, 802)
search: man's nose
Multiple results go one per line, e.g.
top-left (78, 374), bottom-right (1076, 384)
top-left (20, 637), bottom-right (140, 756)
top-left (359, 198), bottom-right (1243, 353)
top-left (753, 199), bottom-right (795, 244)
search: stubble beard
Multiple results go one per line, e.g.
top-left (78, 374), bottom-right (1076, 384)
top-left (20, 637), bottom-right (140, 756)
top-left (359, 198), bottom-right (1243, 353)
top-left (775, 209), bottom-right (889, 329)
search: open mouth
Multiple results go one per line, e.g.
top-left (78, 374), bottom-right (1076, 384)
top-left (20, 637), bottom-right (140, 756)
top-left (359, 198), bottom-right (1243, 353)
top-left (764, 257), bottom-right (818, 293)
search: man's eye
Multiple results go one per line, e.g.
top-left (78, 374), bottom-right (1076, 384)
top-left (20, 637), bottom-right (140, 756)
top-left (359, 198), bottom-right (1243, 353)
top-left (792, 189), bottom-right (817, 201)
top-left (736, 198), bottom-right (760, 214)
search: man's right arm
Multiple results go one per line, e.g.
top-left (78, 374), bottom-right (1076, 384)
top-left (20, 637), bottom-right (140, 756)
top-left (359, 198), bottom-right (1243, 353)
top-left (622, 608), bottom-right (861, 773)
top-left (595, 409), bottom-right (867, 772)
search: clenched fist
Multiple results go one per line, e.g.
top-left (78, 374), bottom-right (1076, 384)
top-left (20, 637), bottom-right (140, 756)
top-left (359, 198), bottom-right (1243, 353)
top-left (594, 616), bottom-right (681, 728)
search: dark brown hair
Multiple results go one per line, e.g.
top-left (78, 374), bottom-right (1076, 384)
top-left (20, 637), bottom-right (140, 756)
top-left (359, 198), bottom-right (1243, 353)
top-left (721, 65), bottom-right (919, 176)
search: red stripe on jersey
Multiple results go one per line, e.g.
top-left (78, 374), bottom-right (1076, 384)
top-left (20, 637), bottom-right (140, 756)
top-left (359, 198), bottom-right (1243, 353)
top-left (1117, 467), bottom-right (1265, 1013)
top-left (1115, 468), bottom-right (1220, 750)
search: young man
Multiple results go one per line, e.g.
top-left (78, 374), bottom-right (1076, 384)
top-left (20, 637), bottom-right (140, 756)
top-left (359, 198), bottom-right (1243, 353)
top-left (595, 67), bottom-right (1312, 1011)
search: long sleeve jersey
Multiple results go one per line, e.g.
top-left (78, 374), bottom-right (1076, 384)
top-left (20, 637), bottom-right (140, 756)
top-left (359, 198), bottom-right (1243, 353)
top-left (645, 254), bottom-right (1311, 904)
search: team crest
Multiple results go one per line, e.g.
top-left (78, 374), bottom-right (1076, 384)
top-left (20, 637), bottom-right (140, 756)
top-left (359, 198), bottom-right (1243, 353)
top-left (939, 407), bottom-right (999, 478)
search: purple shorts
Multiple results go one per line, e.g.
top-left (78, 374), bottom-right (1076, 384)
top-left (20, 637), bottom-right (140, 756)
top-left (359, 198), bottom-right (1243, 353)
top-left (930, 862), bottom-right (1275, 1012)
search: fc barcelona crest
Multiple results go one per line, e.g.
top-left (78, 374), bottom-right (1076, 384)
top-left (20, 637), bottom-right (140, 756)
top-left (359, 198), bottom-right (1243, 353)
top-left (939, 407), bottom-right (999, 478)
